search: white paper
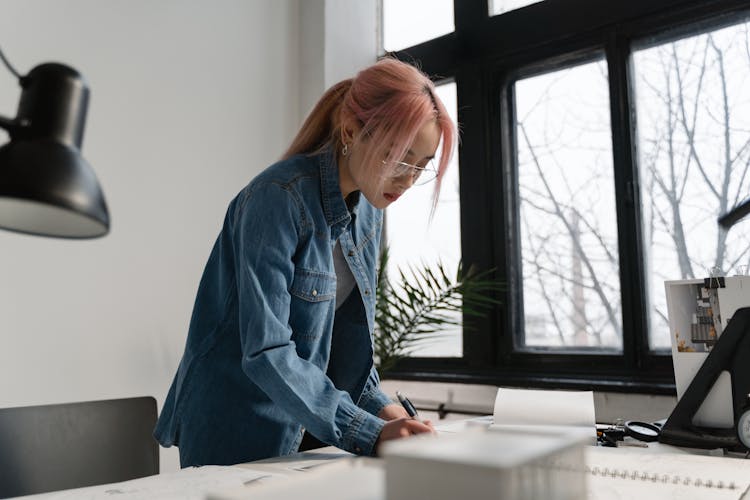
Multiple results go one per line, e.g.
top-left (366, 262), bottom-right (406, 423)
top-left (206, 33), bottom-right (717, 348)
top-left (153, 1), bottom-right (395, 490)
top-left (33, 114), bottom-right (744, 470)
top-left (492, 387), bottom-right (596, 427)
top-left (234, 449), bottom-right (351, 474)
top-left (434, 415), bottom-right (493, 434)
top-left (22, 465), bottom-right (282, 500)
top-left (208, 458), bottom-right (383, 500)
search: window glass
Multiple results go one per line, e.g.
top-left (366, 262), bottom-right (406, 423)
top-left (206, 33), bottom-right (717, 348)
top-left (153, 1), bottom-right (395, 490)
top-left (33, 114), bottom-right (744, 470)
top-left (385, 82), bottom-right (461, 357)
top-left (633, 19), bottom-right (750, 350)
top-left (515, 58), bottom-right (623, 350)
top-left (489, 0), bottom-right (544, 16)
top-left (382, 0), bottom-right (454, 52)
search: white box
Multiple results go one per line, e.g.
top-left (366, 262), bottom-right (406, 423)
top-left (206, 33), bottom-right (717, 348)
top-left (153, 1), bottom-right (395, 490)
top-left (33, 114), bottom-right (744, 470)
top-left (381, 428), bottom-right (587, 500)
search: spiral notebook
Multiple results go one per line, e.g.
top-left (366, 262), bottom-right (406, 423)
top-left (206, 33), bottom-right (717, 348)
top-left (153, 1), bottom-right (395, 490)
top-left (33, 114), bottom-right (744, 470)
top-left (586, 446), bottom-right (750, 500)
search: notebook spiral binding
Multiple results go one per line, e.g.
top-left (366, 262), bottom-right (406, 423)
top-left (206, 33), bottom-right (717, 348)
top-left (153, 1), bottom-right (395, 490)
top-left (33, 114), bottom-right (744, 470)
top-left (545, 458), bottom-right (740, 491)
top-left (584, 465), bottom-right (738, 490)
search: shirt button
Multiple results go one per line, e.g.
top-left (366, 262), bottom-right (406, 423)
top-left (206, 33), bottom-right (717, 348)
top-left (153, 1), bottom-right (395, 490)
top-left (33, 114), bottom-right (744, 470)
top-left (364, 289), bottom-right (370, 296)
top-left (348, 250), bottom-right (355, 257)
top-left (312, 289), bottom-right (318, 296)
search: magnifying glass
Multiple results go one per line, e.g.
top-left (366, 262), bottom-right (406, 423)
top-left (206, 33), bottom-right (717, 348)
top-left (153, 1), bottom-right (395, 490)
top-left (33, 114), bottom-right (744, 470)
top-left (623, 420), bottom-right (661, 442)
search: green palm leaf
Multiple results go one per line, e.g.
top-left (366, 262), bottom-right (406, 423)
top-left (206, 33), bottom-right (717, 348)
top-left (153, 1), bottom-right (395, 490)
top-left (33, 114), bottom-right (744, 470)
top-left (374, 247), bottom-right (503, 372)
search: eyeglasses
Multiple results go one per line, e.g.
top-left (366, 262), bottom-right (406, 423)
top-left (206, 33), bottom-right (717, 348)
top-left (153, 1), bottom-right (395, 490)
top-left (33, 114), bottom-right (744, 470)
top-left (382, 159), bottom-right (438, 185)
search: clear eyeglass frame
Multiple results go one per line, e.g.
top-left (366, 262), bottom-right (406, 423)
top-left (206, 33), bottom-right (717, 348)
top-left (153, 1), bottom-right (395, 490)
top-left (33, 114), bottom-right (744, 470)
top-left (382, 159), bottom-right (438, 185)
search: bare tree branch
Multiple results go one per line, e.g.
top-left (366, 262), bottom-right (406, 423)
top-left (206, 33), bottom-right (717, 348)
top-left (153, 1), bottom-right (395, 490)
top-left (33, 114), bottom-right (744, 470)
top-left (570, 207), bottom-right (618, 266)
top-left (519, 122), bottom-right (621, 337)
top-left (521, 215), bottom-right (569, 345)
top-left (733, 152), bottom-right (750, 208)
top-left (672, 39), bottom-right (714, 199)
top-left (725, 243), bottom-right (750, 273)
top-left (707, 34), bottom-right (732, 270)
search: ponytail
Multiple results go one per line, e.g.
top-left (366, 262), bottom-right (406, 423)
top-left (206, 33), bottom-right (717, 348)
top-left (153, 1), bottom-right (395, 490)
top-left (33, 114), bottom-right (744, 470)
top-left (281, 79), bottom-right (352, 160)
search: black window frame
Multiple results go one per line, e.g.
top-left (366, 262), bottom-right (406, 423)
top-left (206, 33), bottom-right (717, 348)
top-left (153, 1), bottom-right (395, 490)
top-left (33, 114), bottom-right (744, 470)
top-left (383, 0), bottom-right (750, 395)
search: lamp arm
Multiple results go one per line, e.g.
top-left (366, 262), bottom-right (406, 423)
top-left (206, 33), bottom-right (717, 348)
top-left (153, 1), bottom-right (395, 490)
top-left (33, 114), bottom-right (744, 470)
top-left (718, 197), bottom-right (750, 230)
top-left (0, 45), bottom-right (23, 81)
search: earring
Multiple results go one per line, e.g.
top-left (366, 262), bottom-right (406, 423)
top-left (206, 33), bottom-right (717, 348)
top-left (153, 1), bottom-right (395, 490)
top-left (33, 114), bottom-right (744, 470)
top-left (342, 143), bottom-right (349, 156)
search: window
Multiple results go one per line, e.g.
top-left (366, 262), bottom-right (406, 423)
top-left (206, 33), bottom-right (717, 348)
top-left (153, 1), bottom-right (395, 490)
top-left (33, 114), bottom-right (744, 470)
top-left (515, 58), bottom-right (622, 350)
top-left (386, 82), bottom-right (461, 357)
top-left (381, 0), bottom-right (454, 53)
top-left (633, 22), bottom-right (750, 349)
top-left (381, 0), bottom-right (750, 393)
top-left (489, 0), bottom-right (544, 17)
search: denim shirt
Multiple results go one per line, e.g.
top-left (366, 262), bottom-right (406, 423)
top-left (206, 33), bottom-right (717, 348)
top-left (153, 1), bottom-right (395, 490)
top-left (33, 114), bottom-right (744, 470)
top-left (154, 149), bottom-right (393, 466)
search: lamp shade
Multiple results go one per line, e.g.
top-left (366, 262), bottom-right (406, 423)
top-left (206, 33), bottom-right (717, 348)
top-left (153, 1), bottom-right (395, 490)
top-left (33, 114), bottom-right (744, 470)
top-left (0, 62), bottom-right (109, 238)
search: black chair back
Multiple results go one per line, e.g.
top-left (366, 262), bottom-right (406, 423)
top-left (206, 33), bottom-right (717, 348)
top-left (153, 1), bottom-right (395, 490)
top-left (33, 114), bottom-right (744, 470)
top-left (0, 396), bottom-right (159, 498)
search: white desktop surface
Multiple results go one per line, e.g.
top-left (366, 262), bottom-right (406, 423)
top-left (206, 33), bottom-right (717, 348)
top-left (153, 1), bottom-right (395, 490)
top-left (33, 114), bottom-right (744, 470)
top-left (14, 418), bottom-right (750, 500)
top-left (210, 439), bottom-right (750, 500)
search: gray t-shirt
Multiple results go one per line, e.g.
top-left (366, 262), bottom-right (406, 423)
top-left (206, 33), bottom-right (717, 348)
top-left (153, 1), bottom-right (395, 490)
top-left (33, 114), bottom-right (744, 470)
top-left (333, 239), bottom-right (356, 309)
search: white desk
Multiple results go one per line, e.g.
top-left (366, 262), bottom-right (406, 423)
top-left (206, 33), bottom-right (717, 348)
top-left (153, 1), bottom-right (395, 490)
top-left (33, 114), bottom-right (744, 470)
top-left (16, 447), bottom-right (353, 500)
top-left (211, 422), bottom-right (750, 500)
top-left (16, 419), bottom-right (750, 500)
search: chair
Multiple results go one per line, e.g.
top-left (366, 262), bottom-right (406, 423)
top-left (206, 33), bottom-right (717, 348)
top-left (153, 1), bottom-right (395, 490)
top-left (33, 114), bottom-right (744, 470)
top-left (0, 396), bottom-right (159, 498)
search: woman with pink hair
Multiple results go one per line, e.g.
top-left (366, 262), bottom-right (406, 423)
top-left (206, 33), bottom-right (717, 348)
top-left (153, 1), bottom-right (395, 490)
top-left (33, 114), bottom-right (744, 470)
top-left (154, 58), bottom-right (457, 467)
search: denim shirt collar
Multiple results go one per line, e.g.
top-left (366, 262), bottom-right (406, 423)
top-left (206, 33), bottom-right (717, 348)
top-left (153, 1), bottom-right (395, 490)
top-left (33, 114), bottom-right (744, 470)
top-left (318, 147), bottom-right (361, 232)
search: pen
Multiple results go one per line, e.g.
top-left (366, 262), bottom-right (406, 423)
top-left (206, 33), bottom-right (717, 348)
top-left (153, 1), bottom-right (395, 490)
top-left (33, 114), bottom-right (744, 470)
top-left (396, 391), bottom-right (419, 419)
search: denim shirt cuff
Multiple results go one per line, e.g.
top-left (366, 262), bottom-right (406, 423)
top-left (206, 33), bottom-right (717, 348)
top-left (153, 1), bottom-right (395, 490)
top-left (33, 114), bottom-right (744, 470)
top-left (358, 386), bottom-right (393, 417)
top-left (338, 404), bottom-right (386, 456)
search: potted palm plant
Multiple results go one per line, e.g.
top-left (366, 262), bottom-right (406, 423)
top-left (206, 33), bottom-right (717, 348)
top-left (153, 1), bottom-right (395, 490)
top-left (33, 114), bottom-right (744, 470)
top-left (374, 248), bottom-right (503, 372)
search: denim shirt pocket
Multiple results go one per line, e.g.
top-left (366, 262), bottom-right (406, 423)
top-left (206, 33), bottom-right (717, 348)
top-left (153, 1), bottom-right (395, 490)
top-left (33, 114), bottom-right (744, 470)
top-left (288, 268), bottom-right (337, 362)
top-left (289, 268), bottom-right (337, 302)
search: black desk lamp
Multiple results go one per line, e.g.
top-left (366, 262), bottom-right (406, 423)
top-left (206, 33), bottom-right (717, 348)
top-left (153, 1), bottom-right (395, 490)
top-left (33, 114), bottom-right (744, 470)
top-left (0, 45), bottom-right (109, 238)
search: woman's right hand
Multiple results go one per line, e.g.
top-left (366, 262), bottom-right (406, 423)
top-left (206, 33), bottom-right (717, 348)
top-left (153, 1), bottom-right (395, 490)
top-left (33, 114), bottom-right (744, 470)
top-left (375, 417), bottom-right (434, 454)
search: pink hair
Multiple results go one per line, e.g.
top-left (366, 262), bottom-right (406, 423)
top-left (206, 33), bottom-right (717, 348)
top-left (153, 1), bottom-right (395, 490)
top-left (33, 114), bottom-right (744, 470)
top-left (283, 58), bottom-right (457, 206)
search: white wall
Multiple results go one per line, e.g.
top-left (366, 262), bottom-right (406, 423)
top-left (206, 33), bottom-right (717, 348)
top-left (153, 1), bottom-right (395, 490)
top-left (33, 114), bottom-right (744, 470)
top-left (0, 0), bottom-right (301, 471)
top-left (299, 0), bottom-right (378, 114)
